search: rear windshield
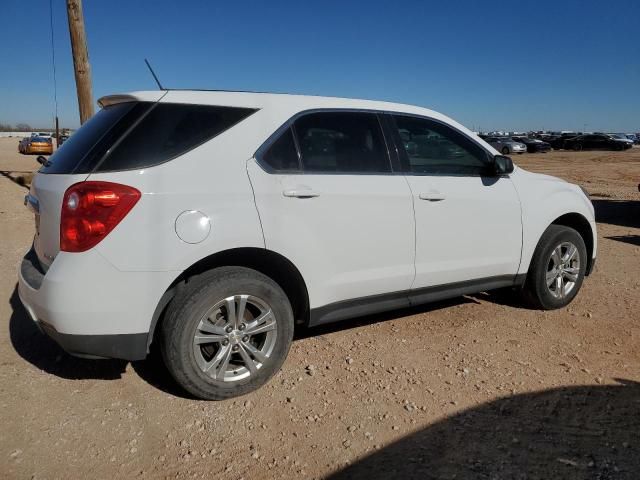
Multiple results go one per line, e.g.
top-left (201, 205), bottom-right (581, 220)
top-left (40, 102), bottom-right (257, 174)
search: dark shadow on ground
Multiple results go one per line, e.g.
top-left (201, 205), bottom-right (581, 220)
top-left (9, 282), bottom-right (479, 399)
top-left (329, 379), bottom-right (640, 480)
top-left (467, 287), bottom-right (525, 308)
top-left (593, 199), bottom-right (640, 229)
top-left (9, 284), bottom-right (192, 397)
top-left (9, 285), bottom-right (127, 380)
top-left (606, 235), bottom-right (640, 247)
top-left (0, 170), bottom-right (32, 188)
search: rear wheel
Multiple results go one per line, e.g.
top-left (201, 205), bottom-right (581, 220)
top-left (573, 143), bottom-right (582, 151)
top-left (523, 225), bottom-right (587, 310)
top-left (160, 267), bottom-right (294, 400)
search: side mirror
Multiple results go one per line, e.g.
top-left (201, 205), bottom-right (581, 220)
top-left (36, 155), bottom-right (47, 165)
top-left (493, 155), bottom-right (514, 175)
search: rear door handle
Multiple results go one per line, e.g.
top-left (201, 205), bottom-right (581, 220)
top-left (419, 192), bottom-right (446, 201)
top-left (283, 189), bottom-right (321, 198)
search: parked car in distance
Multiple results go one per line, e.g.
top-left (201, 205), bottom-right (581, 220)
top-left (30, 132), bottom-right (52, 139)
top-left (564, 134), bottom-right (631, 151)
top-left (22, 136), bottom-right (53, 155)
top-left (18, 90), bottom-right (597, 400)
top-left (18, 137), bottom-right (30, 153)
top-left (57, 134), bottom-right (70, 146)
top-left (511, 136), bottom-right (551, 153)
top-left (607, 133), bottom-right (634, 147)
top-left (625, 134), bottom-right (638, 145)
top-left (485, 136), bottom-right (527, 154)
top-left (548, 132), bottom-right (582, 150)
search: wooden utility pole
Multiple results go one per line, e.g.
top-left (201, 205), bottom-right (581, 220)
top-left (66, 0), bottom-right (94, 124)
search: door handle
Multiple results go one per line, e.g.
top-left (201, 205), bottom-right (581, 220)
top-left (283, 189), bottom-right (321, 198)
top-left (419, 192), bottom-right (446, 201)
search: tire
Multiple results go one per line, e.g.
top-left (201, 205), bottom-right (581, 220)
top-left (501, 146), bottom-right (510, 155)
top-left (160, 266), bottom-right (294, 400)
top-left (573, 143), bottom-right (582, 151)
top-left (522, 225), bottom-right (587, 310)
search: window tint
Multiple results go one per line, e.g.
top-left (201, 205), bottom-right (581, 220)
top-left (392, 115), bottom-right (490, 175)
top-left (260, 127), bottom-right (299, 171)
top-left (98, 104), bottom-right (257, 172)
top-left (39, 102), bottom-right (139, 174)
top-left (294, 112), bottom-right (390, 173)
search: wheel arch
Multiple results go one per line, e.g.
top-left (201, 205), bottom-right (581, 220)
top-left (550, 213), bottom-right (594, 274)
top-left (146, 248), bottom-right (310, 351)
top-left (524, 212), bottom-right (594, 279)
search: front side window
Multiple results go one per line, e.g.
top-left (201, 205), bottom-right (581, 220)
top-left (293, 112), bottom-right (390, 173)
top-left (392, 115), bottom-right (490, 175)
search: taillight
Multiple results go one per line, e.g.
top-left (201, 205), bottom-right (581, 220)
top-left (60, 181), bottom-right (141, 252)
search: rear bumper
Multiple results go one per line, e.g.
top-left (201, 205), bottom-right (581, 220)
top-left (18, 246), bottom-right (176, 361)
top-left (39, 322), bottom-right (147, 360)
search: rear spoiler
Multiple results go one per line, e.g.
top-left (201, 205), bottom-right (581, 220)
top-left (97, 91), bottom-right (167, 108)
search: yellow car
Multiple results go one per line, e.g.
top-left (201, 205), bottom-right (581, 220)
top-left (23, 136), bottom-right (53, 155)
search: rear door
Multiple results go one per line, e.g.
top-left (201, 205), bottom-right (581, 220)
top-left (387, 114), bottom-right (522, 289)
top-left (247, 111), bottom-right (415, 311)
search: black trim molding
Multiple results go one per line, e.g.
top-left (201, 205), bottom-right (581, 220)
top-left (40, 323), bottom-right (148, 361)
top-left (309, 275), bottom-right (519, 327)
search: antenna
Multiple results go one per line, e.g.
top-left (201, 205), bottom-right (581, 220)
top-left (144, 58), bottom-right (164, 90)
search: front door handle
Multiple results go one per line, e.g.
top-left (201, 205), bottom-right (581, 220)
top-left (419, 192), bottom-right (446, 201)
top-left (283, 189), bottom-right (321, 198)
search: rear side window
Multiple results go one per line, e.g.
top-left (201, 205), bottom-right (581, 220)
top-left (98, 104), bottom-right (256, 172)
top-left (40, 102), bottom-right (256, 174)
top-left (260, 127), bottom-right (300, 172)
top-left (40, 102), bottom-right (139, 174)
top-left (294, 112), bottom-right (390, 173)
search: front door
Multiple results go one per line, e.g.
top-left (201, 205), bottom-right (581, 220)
top-left (388, 114), bottom-right (522, 289)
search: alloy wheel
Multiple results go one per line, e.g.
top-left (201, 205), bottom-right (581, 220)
top-left (192, 295), bottom-right (277, 382)
top-left (546, 242), bottom-right (581, 299)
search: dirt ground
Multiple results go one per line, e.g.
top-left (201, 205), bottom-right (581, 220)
top-left (1, 137), bottom-right (639, 479)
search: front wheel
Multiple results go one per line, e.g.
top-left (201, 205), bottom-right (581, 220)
top-left (501, 146), bottom-right (510, 155)
top-left (522, 225), bottom-right (587, 310)
top-left (160, 267), bottom-right (294, 400)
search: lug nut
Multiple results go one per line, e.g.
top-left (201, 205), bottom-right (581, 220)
top-left (232, 345), bottom-right (239, 352)
top-left (225, 325), bottom-right (233, 333)
top-left (222, 339), bottom-right (229, 346)
top-left (242, 335), bottom-right (249, 343)
top-left (239, 323), bottom-right (246, 331)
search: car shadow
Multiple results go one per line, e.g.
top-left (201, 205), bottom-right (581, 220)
top-left (329, 379), bottom-right (640, 480)
top-left (592, 199), bottom-right (640, 229)
top-left (605, 235), bottom-right (640, 247)
top-left (8, 284), bottom-right (193, 397)
top-left (8, 283), bottom-right (482, 399)
top-left (8, 285), bottom-right (128, 380)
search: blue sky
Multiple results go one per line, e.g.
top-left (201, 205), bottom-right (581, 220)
top-left (1, 0), bottom-right (638, 131)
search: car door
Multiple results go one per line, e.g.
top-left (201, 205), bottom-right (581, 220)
top-left (247, 111), bottom-right (415, 313)
top-left (387, 114), bottom-right (522, 290)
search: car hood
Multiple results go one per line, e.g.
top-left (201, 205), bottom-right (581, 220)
top-left (515, 167), bottom-right (567, 184)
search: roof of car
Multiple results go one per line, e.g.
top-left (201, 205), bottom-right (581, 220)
top-left (98, 89), bottom-right (452, 123)
top-left (96, 89), bottom-right (499, 156)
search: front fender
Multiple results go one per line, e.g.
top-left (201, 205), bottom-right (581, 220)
top-left (512, 168), bottom-right (596, 275)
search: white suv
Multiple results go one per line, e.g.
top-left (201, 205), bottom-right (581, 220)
top-left (18, 90), bottom-right (596, 399)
